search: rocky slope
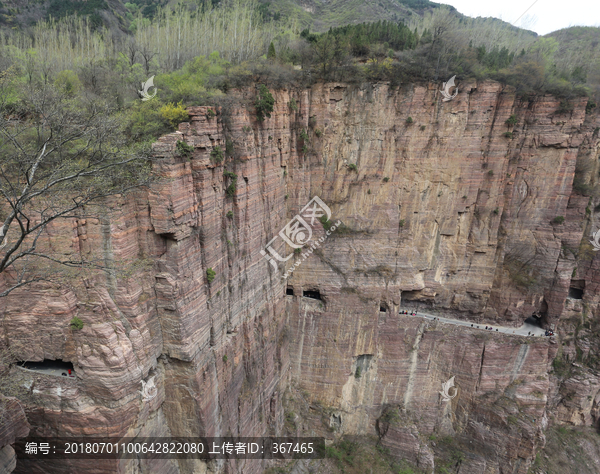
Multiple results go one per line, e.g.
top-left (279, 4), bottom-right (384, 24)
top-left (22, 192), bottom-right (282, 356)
top-left (0, 79), bottom-right (599, 474)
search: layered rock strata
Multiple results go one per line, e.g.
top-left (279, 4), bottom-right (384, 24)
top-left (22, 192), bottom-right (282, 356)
top-left (0, 80), bottom-right (598, 474)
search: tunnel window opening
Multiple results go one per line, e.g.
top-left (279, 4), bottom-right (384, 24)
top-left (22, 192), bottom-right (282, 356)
top-left (379, 303), bottom-right (387, 312)
top-left (303, 289), bottom-right (321, 300)
top-left (569, 280), bottom-right (584, 299)
top-left (19, 359), bottom-right (75, 377)
top-left (286, 287), bottom-right (294, 296)
top-left (568, 287), bottom-right (583, 299)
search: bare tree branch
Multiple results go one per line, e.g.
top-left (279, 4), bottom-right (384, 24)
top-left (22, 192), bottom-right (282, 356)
top-left (0, 78), bottom-right (154, 297)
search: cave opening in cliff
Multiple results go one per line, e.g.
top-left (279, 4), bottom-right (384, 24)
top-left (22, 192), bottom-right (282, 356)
top-left (568, 287), bottom-right (583, 299)
top-left (527, 300), bottom-right (550, 328)
top-left (286, 287), bottom-right (294, 296)
top-left (568, 280), bottom-right (584, 299)
top-left (380, 303), bottom-right (387, 312)
top-left (18, 359), bottom-right (75, 377)
top-left (524, 315), bottom-right (544, 328)
top-left (400, 290), bottom-right (433, 309)
top-left (303, 289), bottom-right (321, 300)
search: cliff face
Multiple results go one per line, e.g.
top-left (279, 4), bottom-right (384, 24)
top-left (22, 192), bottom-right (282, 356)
top-left (0, 80), bottom-right (598, 474)
top-left (0, 396), bottom-right (29, 473)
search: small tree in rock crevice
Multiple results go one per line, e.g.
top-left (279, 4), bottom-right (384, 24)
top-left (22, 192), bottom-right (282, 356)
top-left (70, 316), bottom-right (84, 330)
top-left (210, 146), bottom-right (224, 164)
top-left (176, 140), bottom-right (194, 158)
top-left (206, 268), bottom-right (216, 283)
top-left (224, 171), bottom-right (237, 197)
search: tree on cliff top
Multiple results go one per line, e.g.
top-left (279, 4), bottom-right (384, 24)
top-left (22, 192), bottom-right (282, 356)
top-left (0, 75), bottom-right (153, 297)
top-left (255, 84), bottom-right (275, 121)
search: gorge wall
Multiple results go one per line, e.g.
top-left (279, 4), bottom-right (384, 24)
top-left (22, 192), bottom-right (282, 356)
top-left (1, 80), bottom-right (599, 474)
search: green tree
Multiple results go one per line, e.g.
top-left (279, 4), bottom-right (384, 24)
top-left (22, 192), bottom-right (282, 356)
top-left (255, 84), bottom-right (275, 121)
top-left (54, 70), bottom-right (82, 96)
top-left (267, 41), bottom-right (276, 61)
top-left (206, 268), bottom-right (216, 283)
top-left (69, 316), bottom-right (84, 330)
top-left (160, 102), bottom-right (190, 129)
top-left (311, 34), bottom-right (347, 77)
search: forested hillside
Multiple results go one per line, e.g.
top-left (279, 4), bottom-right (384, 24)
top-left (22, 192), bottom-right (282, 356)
top-left (0, 0), bottom-right (596, 143)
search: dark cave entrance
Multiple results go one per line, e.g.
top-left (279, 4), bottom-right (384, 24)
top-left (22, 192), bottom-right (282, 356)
top-left (286, 286), bottom-right (294, 296)
top-left (568, 279), bottom-right (584, 299)
top-left (526, 299), bottom-right (549, 329)
top-left (303, 289), bottom-right (322, 300)
top-left (568, 287), bottom-right (583, 299)
top-left (524, 315), bottom-right (543, 328)
top-left (19, 359), bottom-right (75, 377)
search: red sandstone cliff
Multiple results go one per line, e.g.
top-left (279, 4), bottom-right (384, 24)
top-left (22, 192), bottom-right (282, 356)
top-left (0, 80), bottom-right (598, 473)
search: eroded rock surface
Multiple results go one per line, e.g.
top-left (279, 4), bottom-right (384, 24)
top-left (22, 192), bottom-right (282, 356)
top-left (0, 80), bottom-right (599, 473)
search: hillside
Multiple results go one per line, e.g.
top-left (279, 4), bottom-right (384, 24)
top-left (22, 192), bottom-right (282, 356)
top-left (548, 26), bottom-right (600, 96)
top-left (258, 0), bottom-right (447, 31)
top-left (0, 0), bottom-right (167, 32)
top-left (0, 0), bottom-right (535, 37)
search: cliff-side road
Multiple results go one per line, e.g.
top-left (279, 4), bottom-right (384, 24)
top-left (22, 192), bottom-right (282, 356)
top-left (403, 311), bottom-right (549, 337)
